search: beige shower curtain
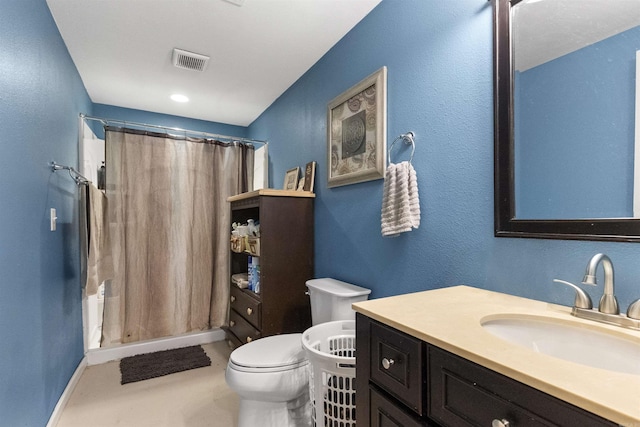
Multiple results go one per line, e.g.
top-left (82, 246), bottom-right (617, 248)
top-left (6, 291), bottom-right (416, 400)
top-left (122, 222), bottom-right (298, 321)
top-left (101, 127), bottom-right (253, 346)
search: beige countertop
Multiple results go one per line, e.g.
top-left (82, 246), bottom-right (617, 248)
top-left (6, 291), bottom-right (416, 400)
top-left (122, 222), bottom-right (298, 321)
top-left (352, 285), bottom-right (640, 425)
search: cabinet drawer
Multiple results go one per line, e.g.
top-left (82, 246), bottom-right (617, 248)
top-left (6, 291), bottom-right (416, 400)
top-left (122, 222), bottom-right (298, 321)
top-left (370, 386), bottom-right (433, 427)
top-left (428, 346), bottom-right (617, 427)
top-left (370, 321), bottom-right (425, 416)
top-left (230, 286), bottom-right (262, 329)
top-left (229, 310), bottom-right (261, 345)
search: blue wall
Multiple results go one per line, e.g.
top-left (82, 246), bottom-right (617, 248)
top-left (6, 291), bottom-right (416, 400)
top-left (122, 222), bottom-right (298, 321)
top-left (0, 0), bottom-right (91, 425)
top-left (249, 0), bottom-right (640, 310)
top-left (515, 26), bottom-right (640, 219)
top-left (0, 2), bottom-right (249, 422)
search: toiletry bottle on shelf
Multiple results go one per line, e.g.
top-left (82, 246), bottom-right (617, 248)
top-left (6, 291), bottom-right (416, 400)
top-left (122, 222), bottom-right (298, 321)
top-left (253, 257), bottom-right (260, 294)
top-left (247, 256), bottom-right (254, 291)
top-left (247, 219), bottom-right (257, 236)
top-left (97, 161), bottom-right (105, 190)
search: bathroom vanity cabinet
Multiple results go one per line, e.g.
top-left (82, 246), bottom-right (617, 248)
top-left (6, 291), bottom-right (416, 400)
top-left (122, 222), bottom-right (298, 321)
top-left (225, 189), bottom-right (314, 348)
top-left (356, 313), bottom-right (617, 427)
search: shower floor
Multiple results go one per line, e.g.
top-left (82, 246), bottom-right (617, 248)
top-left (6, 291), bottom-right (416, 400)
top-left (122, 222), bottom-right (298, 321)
top-left (56, 341), bottom-right (238, 427)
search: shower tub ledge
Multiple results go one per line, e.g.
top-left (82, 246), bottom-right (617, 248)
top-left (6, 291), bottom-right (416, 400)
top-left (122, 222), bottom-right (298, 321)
top-left (85, 328), bottom-right (226, 365)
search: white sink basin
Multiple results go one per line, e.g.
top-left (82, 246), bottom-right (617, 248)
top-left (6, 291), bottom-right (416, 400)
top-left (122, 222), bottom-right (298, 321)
top-left (482, 316), bottom-right (640, 375)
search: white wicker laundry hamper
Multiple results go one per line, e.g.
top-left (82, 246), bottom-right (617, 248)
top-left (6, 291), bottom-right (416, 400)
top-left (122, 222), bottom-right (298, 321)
top-left (302, 320), bottom-right (357, 427)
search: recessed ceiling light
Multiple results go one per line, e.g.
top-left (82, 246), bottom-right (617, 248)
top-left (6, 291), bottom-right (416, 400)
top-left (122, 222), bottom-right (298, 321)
top-left (170, 94), bottom-right (189, 103)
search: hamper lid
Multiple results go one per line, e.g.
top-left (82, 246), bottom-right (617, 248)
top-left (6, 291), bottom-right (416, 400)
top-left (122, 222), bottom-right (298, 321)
top-left (230, 333), bottom-right (306, 369)
top-left (305, 278), bottom-right (371, 297)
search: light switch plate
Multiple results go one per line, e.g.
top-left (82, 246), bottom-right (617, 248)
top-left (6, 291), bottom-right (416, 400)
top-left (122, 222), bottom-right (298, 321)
top-left (50, 208), bottom-right (57, 231)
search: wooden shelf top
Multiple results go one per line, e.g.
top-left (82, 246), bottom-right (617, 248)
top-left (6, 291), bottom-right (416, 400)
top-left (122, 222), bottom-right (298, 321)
top-left (228, 188), bottom-right (316, 202)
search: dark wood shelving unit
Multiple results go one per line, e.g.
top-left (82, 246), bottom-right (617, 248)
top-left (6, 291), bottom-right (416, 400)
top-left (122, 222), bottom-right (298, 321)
top-left (225, 189), bottom-right (315, 348)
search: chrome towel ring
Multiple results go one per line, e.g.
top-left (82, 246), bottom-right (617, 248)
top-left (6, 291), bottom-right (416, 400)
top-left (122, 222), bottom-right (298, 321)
top-left (388, 131), bottom-right (415, 165)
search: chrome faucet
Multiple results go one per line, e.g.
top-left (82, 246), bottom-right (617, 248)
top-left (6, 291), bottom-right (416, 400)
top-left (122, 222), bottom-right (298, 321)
top-left (553, 279), bottom-right (592, 309)
top-left (554, 253), bottom-right (639, 331)
top-left (581, 253), bottom-right (619, 315)
top-left (628, 299), bottom-right (640, 319)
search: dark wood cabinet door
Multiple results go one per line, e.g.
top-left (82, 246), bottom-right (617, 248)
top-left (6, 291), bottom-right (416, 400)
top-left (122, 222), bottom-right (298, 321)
top-left (370, 386), bottom-right (434, 427)
top-left (428, 346), bottom-right (617, 427)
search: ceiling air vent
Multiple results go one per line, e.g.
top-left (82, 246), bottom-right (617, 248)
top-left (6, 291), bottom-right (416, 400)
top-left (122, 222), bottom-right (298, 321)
top-left (172, 48), bottom-right (210, 72)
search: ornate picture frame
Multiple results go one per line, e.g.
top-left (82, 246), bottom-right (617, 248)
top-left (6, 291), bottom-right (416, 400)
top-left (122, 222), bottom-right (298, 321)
top-left (327, 66), bottom-right (387, 188)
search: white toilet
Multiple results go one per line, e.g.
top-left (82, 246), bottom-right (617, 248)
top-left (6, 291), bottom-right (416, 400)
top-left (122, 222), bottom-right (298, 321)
top-left (225, 278), bottom-right (371, 427)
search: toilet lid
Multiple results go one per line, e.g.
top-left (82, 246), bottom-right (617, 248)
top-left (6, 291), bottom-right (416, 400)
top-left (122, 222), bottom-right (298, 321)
top-left (229, 333), bottom-right (307, 370)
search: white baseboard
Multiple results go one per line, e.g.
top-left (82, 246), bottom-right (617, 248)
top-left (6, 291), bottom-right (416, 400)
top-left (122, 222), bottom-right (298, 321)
top-left (46, 357), bottom-right (87, 427)
top-left (86, 328), bottom-right (226, 365)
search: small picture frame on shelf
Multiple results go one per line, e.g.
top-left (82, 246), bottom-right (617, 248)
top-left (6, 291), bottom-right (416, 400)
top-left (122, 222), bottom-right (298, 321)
top-left (283, 167), bottom-right (300, 190)
top-left (303, 161), bottom-right (317, 192)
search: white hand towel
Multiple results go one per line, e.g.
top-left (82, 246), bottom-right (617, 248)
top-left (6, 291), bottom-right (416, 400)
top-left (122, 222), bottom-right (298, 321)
top-left (381, 161), bottom-right (420, 237)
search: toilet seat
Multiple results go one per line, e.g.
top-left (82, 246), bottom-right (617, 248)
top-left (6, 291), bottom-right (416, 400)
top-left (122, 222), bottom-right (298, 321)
top-left (229, 333), bottom-right (308, 373)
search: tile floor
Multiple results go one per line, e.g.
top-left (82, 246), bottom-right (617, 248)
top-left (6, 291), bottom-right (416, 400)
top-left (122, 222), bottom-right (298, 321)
top-left (56, 341), bottom-right (239, 427)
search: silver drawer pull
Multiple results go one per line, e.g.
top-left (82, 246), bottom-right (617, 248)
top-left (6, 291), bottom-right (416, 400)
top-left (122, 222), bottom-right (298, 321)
top-left (246, 307), bottom-right (253, 316)
top-left (492, 419), bottom-right (510, 427)
top-left (381, 358), bottom-right (395, 370)
top-left (246, 336), bottom-right (252, 343)
top-left (229, 320), bottom-right (235, 327)
top-left (230, 296), bottom-right (236, 303)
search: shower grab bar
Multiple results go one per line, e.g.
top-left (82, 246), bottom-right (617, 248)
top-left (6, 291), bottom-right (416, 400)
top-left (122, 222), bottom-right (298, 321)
top-left (51, 161), bottom-right (91, 186)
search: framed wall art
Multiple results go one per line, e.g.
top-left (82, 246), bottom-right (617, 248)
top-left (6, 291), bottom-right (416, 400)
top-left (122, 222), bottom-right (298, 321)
top-left (327, 66), bottom-right (387, 188)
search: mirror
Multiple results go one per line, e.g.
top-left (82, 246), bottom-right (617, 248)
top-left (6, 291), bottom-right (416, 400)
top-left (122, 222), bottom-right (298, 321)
top-left (494, 0), bottom-right (640, 241)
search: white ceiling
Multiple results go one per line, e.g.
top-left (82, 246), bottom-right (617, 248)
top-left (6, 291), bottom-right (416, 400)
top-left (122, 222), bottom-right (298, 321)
top-left (46, 0), bottom-right (381, 127)
top-left (514, 0), bottom-right (640, 71)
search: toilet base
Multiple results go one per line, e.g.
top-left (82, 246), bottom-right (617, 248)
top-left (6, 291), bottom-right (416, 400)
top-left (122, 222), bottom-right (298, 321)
top-left (237, 392), bottom-right (312, 427)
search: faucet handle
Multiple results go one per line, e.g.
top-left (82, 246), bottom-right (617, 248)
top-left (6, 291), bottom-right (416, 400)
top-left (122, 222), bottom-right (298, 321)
top-left (627, 299), bottom-right (640, 320)
top-left (553, 279), bottom-right (593, 309)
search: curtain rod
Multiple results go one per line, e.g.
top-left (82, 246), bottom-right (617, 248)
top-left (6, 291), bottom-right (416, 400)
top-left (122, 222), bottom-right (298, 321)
top-left (80, 113), bottom-right (268, 146)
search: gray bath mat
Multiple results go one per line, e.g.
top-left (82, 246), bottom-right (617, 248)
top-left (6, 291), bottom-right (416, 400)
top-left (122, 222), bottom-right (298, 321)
top-left (120, 345), bottom-right (211, 384)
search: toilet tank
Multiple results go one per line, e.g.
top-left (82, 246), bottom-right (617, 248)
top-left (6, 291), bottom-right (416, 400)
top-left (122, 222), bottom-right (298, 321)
top-left (306, 278), bottom-right (371, 325)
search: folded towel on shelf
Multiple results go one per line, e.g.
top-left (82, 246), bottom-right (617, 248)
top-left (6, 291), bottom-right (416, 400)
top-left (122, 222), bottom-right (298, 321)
top-left (381, 161), bottom-right (420, 237)
top-left (231, 273), bottom-right (249, 289)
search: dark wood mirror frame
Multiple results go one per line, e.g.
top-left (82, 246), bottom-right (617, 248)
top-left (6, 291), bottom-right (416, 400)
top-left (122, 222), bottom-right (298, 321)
top-left (493, 0), bottom-right (640, 242)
